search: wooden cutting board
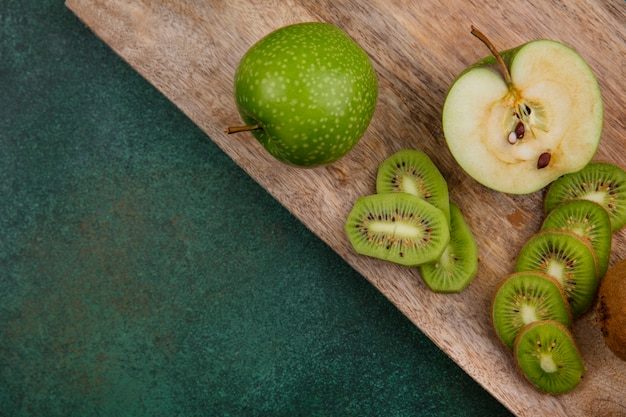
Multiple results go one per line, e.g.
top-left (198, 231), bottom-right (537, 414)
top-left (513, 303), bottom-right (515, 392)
top-left (65, 1), bottom-right (626, 415)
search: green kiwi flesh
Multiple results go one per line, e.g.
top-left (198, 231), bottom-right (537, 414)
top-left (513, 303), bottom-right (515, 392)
top-left (376, 149), bottom-right (450, 224)
top-left (541, 199), bottom-right (612, 279)
top-left (419, 203), bottom-right (478, 293)
top-left (491, 272), bottom-right (571, 350)
top-left (345, 192), bottom-right (450, 267)
top-left (514, 230), bottom-right (598, 318)
top-left (513, 320), bottom-right (584, 395)
top-left (544, 162), bottom-right (626, 232)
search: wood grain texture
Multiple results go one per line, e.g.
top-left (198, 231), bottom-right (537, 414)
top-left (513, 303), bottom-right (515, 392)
top-left (65, 1), bottom-right (626, 415)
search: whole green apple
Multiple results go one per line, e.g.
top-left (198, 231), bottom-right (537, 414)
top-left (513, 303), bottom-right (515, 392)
top-left (228, 22), bottom-right (378, 167)
top-left (442, 27), bottom-right (603, 194)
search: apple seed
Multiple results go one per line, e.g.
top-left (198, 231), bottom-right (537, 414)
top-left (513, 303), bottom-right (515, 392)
top-left (524, 105), bottom-right (532, 115)
top-left (537, 152), bottom-right (551, 169)
top-left (515, 121), bottom-right (525, 139)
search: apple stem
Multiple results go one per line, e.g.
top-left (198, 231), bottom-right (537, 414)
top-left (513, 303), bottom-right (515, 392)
top-left (470, 25), bottom-right (512, 85)
top-left (224, 124), bottom-right (262, 134)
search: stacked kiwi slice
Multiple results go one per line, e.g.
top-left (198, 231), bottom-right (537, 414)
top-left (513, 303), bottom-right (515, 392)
top-left (345, 149), bottom-right (479, 293)
top-left (345, 152), bottom-right (625, 393)
top-left (491, 161), bottom-right (626, 394)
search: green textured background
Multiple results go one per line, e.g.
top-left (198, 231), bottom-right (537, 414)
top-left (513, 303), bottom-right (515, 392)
top-left (0, 2), bottom-right (514, 416)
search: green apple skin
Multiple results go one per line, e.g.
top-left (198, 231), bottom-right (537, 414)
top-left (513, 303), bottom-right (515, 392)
top-left (442, 40), bottom-right (603, 194)
top-left (234, 22), bottom-right (378, 167)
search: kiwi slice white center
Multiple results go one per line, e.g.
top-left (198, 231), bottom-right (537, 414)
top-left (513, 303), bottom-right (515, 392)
top-left (539, 354), bottom-right (558, 374)
top-left (369, 222), bottom-right (422, 239)
top-left (520, 304), bottom-right (538, 324)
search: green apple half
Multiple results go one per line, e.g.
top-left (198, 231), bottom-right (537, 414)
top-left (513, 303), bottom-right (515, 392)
top-left (228, 22), bottom-right (378, 167)
top-left (442, 28), bottom-right (603, 194)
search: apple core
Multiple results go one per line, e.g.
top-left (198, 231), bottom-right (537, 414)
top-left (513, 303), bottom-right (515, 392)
top-left (442, 28), bottom-right (603, 194)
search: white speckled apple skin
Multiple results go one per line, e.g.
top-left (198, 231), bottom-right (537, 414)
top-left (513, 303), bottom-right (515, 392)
top-left (234, 22), bottom-right (378, 167)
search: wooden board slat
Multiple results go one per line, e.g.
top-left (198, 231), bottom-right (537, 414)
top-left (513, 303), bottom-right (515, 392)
top-left (65, 1), bottom-right (626, 415)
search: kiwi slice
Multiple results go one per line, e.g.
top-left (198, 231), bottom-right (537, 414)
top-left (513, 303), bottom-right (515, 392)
top-left (544, 161), bottom-right (626, 232)
top-left (376, 149), bottom-right (451, 224)
top-left (541, 199), bottom-right (612, 279)
top-left (491, 271), bottom-right (572, 350)
top-left (514, 230), bottom-right (598, 318)
top-left (344, 192), bottom-right (450, 267)
top-left (597, 259), bottom-right (626, 361)
top-left (418, 203), bottom-right (478, 293)
top-left (513, 320), bottom-right (584, 395)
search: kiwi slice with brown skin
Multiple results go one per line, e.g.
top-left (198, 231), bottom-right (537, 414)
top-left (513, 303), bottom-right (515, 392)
top-left (344, 192), bottom-right (450, 267)
top-left (513, 320), bottom-right (585, 395)
top-left (491, 271), bottom-right (572, 350)
top-left (376, 149), bottom-right (451, 224)
top-left (544, 161), bottom-right (626, 232)
top-left (541, 199), bottom-right (612, 279)
top-left (514, 230), bottom-right (598, 318)
top-left (419, 203), bottom-right (478, 293)
top-left (597, 259), bottom-right (626, 361)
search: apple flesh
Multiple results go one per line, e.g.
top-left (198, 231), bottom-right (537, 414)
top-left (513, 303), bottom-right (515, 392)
top-left (230, 22), bottom-right (378, 167)
top-left (442, 29), bottom-right (603, 194)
